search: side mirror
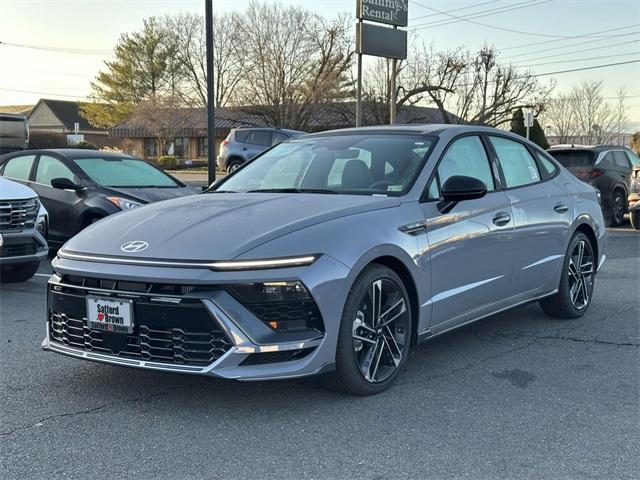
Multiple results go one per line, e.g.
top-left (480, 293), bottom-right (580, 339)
top-left (51, 177), bottom-right (83, 191)
top-left (438, 175), bottom-right (487, 214)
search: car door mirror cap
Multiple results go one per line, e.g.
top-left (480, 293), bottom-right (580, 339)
top-left (438, 176), bottom-right (487, 214)
top-left (51, 177), bottom-right (84, 191)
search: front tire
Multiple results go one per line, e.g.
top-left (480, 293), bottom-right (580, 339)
top-left (322, 264), bottom-right (412, 395)
top-left (0, 261), bottom-right (39, 283)
top-left (540, 232), bottom-right (595, 319)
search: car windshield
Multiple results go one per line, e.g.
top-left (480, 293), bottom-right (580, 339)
top-left (73, 157), bottom-right (179, 187)
top-left (214, 134), bottom-right (436, 196)
top-left (548, 150), bottom-right (595, 168)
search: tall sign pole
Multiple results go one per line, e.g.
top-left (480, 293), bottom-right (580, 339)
top-left (356, 0), bottom-right (408, 127)
top-left (205, 0), bottom-right (215, 186)
top-left (356, 18), bottom-right (363, 127)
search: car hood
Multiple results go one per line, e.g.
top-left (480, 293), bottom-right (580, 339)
top-left (0, 177), bottom-right (37, 200)
top-left (100, 185), bottom-right (199, 203)
top-left (62, 193), bottom-right (400, 261)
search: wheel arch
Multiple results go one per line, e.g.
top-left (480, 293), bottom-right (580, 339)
top-left (573, 222), bottom-right (599, 265)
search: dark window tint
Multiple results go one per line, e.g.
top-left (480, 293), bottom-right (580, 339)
top-left (2, 154), bottom-right (35, 180)
top-left (248, 130), bottom-right (272, 146)
top-left (144, 138), bottom-right (158, 157)
top-left (271, 132), bottom-right (288, 146)
top-left (234, 130), bottom-right (250, 143)
top-left (535, 152), bottom-right (558, 176)
top-left (35, 155), bottom-right (75, 185)
top-left (613, 150), bottom-right (631, 168)
top-left (548, 150), bottom-right (595, 168)
top-left (437, 136), bottom-right (495, 192)
top-left (489, 136), bottom-right (540, 188)
top-left (602, 152), bottom-right (615, 165)
top-left (173, 137), bottom-right (188, 158)
top-left (197, 137), bottom-right (208, 157)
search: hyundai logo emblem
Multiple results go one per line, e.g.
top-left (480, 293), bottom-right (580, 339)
top-left (120, 240), bottom-right (149, 253)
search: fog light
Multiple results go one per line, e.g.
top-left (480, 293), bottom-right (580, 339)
top-left (227, 281), bottom-right (323, 332)
top-left (36, 214), bottom-right (48, 236)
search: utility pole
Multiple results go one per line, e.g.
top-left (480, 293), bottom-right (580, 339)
top-left (389, 27), bottom-right (397, 125)
top-left (205, 0), bottom-right (215, 186)
top-left (355, 18), bottom-right (363, 128)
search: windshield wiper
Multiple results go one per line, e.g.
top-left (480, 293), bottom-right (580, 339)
top-left (207, 189), bottom-right (238, 193)
top-left (246, 188), bottom-right (338, 194)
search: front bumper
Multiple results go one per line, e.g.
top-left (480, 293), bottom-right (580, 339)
top-left (0, 228), bottom-right (48, 265)
top-left (42, 254), bottom-right (350, 381)
top-left (627, 192), bottom-right (640, 211)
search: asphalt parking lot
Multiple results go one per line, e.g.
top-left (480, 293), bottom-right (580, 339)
top-left (1, 227), bottom-right (638, 480)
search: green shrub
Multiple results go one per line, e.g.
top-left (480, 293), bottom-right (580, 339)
top-left (158, 155), bottom-right (178, 169)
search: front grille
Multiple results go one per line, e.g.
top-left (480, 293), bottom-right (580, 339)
top-left (49, 312), bottom-right (231, 366)
top-left (0, 198), bottom-right (38, 232)
top-left (61, 275), bottom-right (198, 296)
top-left (0, 239), bottom-right (36, 257)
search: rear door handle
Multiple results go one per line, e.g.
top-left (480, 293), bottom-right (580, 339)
top-left (554, 203), bottom-right (569, 213)
top-left (492, 212), bottom-right (511, 226)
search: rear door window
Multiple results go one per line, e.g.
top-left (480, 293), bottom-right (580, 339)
top-left (489, 136), bottom-right (541, 188)
top-left (271, 132), bottom-right (288, 146)
top-left (248, 130), bottom-right (272, 146)
top-left (613, 151), bottom-right (631, 168)
top-left (548, 151), bottom-right (595, 168)
top-left (535, 152), bottom-right (558, 177)
top-left (2, 154), bottom-right (36, 180)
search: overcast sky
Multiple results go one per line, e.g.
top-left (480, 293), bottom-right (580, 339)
top-left (1, 0), bottom-right (638, 123)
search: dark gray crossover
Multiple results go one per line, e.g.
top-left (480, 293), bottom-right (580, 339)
top-left (43, 125), bottom-right (606, 395)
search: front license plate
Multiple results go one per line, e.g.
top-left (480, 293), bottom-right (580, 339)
top-left (86, 296), bottom-right (134, 333)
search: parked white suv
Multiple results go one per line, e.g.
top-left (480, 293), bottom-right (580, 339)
top-left (0, 177), bottom-right (48, 282)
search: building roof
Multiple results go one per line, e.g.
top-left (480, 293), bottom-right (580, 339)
top-left (0, 104), bottom-right (34, 116)
top-left (109, 102), bottom-right (460, 138)
top-left (28, 99), bottom-right (104, 132)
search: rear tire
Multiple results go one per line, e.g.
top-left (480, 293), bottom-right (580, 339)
top-left (321, 264), bottom-right (412, 395)
top-left (0, 261), bottom-right (39, 283)
top-left (604, 190), bottom-right (625, 227)
top-left (540, 232), bottom-right (595, 319)
top-left (630, 209), bottom-right (640, 230)
top-left (226, 158), bottom-right (243, 173)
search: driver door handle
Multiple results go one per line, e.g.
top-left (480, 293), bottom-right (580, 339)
top-left (554, 203), bottom-right (569, 213)
top-left (492, 212), bottom-right (511, 226)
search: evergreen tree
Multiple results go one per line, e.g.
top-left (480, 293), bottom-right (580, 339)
top-left (509, 107), bottom-right (550, 149)
top-left (81, 18), bottom-right (182, 128)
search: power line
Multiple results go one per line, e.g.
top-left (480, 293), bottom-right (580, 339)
top-left (498, 23), bottom-right (640, 51)
top-left (531, 59), bottom-right (640, 77)
top-left (504, 29), bottom-right (640, 60)
top-left (511, 39), bottom-right (640, 64)
top-left (0, 65), bottom-right (93, 78)
top-left (0, 87), bottom-right (87, 99)
top-left (411, 0), bottom-right (550, 31)
top-left (409, 0), bottom-right (631, 39)
top-left (410, 0), bottom-right (504, 22)
top-left (518, 52), bottom-right (640, 69)
top-left (0, 40), bottom-right (111, 55)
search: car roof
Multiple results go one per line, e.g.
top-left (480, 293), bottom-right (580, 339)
top-left (234, 127), bottom-right (306, 135)
top-left (548, 144), bottom-right (630, 152)
top-left (3, 149), bottom-right (137, 160)
top-left (303, 124), bottom-right (514, 138)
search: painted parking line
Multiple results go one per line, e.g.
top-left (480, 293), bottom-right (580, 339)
top-left (34, 273), bottom-right (52, 278)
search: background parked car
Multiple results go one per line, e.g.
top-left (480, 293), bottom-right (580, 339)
top-left (216, 127), bottom-right (305, 173)
top-left (0, 177), bottom-right (48, 282)
top-left (0, 149), bottom-right (199, 247)
top-left (0, 113), bottom-right (29, 154)
top-left (628, 160), bottom-right (640, 230)
top-left (547, 145), bottom-right (637, 226)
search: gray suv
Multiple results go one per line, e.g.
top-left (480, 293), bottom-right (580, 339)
top-left (216, 128), bottom-right (305, 173)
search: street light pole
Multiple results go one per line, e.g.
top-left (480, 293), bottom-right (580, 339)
top-left (205, 0), bottom-right (215, 186)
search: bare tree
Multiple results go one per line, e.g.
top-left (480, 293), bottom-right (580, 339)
top-left (233, 2), bottom-right (354, 129)
top-left (614, 86), bottom-right (629, 143)
top-left (542, 92), bottom-right (576, 143)
top-left (570, 80), bottom-right (616, 144)
top-left (163, 12), bottom-right (246, 108)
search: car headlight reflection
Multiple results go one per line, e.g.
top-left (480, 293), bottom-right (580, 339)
top-left (106, 196), bottom-right (143, 210)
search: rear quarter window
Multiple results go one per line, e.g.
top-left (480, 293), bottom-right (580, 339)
top-left (234, 130), bottom-right (250, 143)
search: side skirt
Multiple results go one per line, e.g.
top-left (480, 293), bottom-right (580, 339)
top-left (416, 289), bottom-right (558, 344)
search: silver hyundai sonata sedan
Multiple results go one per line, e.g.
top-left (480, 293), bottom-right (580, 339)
top-left (43, 125), bottom-right (606, 395)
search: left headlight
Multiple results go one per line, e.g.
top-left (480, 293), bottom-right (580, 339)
top-left (106, 196), bottom-right (143, 210)
top-left (35, 213), bottom-right (48, 236)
